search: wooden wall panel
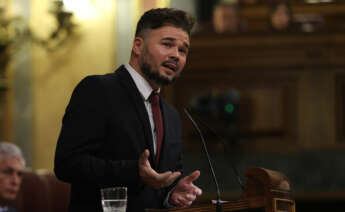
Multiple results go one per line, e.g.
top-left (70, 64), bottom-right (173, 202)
top-left (163, 30), bottom-right (345, 152)
top-left (171, 71), bottom-right (298, 152)
top-left (188, 33), bottom-right (345, 71)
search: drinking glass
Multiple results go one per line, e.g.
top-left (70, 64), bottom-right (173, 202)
top-left (101, 187), bottom-right (127, 212)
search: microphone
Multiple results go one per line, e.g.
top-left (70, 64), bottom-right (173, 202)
top-left (187, 109), bottom-right (245, 191)
top-left (184, 108), bottom-right (223, 212)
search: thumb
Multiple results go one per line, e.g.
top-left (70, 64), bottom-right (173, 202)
top-left (139, 149), bottom-right (150, 165)
top-left (184, 170), bottom-right (200, 184)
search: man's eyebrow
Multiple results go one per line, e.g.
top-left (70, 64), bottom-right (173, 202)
top-left (162, 37), bottom-right (190, 49)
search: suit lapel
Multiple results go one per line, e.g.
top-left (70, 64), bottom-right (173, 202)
top-left (117, 66), bottom-right (156, 165)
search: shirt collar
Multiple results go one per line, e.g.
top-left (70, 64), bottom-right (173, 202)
top-left (125, 64), bottom-right (160, 100)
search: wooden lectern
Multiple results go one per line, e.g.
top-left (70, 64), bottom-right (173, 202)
top-left (146, 167), bottom-right (296, 212)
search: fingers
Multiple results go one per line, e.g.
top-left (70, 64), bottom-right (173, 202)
top-left (139, 149), bottom-right (181, 189)
top-left (185, 193), bottom-right (196, 202)
top-left (171, 192), bottom-right (197, 207)
top-left (149, 171), bottom-right (180, 189)
top-left (166, 171), bottom-right (181, 186)
top-left (184, 170), bottom-right (200, 184)
top-left (185, 183), bottom-right (202, 197)
top-left (170, 170), bottom-right (202, 208)
top-left (192, 185), bottom-right (202, 196)
top-left (174, 170), bottom-right (202, 195)
top-left (156, 171), bottom-right (181, 188)
top-left (175, 196), bottom-right (193, 207)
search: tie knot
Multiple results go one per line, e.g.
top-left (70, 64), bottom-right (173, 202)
top-left (149, 92), bottom-right (160, 106)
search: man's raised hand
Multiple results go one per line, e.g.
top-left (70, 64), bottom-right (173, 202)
top-left (170, 170), bottom-right (202, 207)
top-left (138, 149), bottom-right (181, 189)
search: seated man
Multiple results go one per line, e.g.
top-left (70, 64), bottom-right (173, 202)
top-left (0, 142), bottom-right (25, 212)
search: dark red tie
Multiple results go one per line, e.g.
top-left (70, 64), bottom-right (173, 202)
top-left (149, 92), bottom-right (163, 166)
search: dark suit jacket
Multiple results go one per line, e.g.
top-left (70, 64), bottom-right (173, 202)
top-left (54, 65), bottom-right (183, 212)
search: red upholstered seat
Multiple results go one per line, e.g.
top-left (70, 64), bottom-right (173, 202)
top-left (9, 170), bottom-right (70, 212)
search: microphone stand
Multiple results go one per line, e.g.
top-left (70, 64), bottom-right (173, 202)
top-left (188, 110), bottom-right (245, 191)
top-left (184, 108), bottom-right (223, 212)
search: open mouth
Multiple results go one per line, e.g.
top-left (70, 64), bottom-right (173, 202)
top-left (162, 61), bottom-right (178, 73)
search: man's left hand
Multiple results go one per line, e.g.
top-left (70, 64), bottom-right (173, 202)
top-left (169, 170), bottom-right (202, 207)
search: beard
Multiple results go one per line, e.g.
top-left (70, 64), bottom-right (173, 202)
top-left (141, 62), bottom-right (176, 86)
top-left (139, 45), bottom-right (182, 86)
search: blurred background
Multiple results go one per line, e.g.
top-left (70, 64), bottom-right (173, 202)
top-left (1, 0), bottom-right (345, 211)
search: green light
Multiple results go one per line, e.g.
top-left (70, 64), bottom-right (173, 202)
top-left (224, 104), bottom-right (235, 113)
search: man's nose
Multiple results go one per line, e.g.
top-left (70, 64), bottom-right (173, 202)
top-left (169, 47), bottom-right (180, 61)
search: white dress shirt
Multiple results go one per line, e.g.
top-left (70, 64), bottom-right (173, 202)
top-left (125, 64), bottom-right (160, 156)
top-left (124, 64), bottom-right (176, 208)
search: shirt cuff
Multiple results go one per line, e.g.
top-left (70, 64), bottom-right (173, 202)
top-left (163, 187), bottom-right (177, 208)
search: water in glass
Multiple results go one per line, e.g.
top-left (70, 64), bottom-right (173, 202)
top-left (102, 199), bottom-right (127, 212)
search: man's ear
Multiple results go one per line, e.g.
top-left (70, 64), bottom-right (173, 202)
top-left (132, 37), bottom-right (144, 56)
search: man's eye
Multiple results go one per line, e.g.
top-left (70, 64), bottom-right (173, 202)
top-left (1, 169), bottom-right (12, 175)
top-left (0, 169), bottom-right (23, 177)
top-left (179, 48), bottom-right (188, 55)
top-left (162, 42), bottom-right (172, 47)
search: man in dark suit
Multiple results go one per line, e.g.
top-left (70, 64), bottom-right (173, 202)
top-left (54, 8), bottom-right (202, 212)
top-left (0, 142), bottom-right (25, 212)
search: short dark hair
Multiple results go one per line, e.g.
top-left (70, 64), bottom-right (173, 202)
top-left (135, 8), bottom-right (195, 38)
